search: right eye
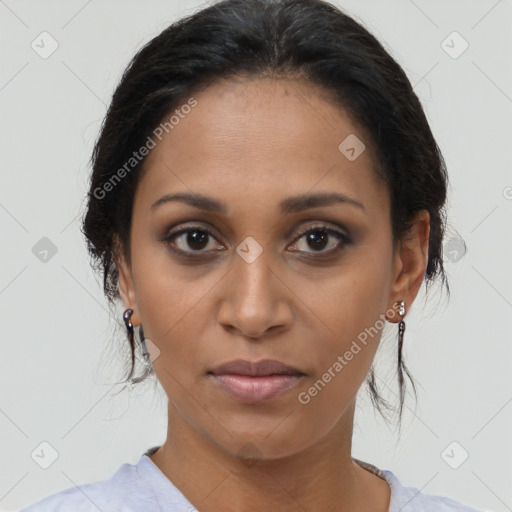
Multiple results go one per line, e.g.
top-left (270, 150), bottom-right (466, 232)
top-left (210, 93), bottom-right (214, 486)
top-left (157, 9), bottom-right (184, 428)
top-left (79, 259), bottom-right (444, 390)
top-left (163, 226), bottom-right (225, 256)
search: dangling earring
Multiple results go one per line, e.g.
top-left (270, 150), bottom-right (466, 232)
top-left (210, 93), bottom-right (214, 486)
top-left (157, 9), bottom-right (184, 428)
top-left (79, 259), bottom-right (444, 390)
top-left (123, 308), bottom-right (134, 338)
top-left (122, 308), bottom-right (136, 378)
top-left (123, 308), bottom-right (151, 369)
top-left (397, 300), bottom-right (409, 417)
top-left (138, 324), bottom-right (151, 366)
top-left (397, 300), bottom-right (405, 367)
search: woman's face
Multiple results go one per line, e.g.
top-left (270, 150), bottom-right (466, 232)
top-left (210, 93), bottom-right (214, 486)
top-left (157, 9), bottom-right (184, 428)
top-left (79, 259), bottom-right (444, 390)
top-left (117, 77), bottom-right (427, 460)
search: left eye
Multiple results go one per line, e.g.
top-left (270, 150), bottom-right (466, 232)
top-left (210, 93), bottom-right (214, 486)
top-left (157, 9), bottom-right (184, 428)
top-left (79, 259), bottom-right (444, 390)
top-left (289, 226), bottom-right (350, 254)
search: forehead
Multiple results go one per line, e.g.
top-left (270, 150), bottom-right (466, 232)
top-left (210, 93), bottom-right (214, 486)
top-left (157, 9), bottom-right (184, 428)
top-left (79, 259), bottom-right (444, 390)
top-left (136, 77), bottom-right (388, 218)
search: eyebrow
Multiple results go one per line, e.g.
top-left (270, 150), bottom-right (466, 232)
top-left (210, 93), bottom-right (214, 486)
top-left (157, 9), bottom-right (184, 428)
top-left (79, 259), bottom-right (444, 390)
top-left (150, 191), bottom-right (366, 214)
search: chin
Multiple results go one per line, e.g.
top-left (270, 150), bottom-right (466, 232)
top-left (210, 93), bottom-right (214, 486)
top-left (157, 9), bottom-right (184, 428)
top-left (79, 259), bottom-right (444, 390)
top-left (206, 421), bottom-right (313, 464)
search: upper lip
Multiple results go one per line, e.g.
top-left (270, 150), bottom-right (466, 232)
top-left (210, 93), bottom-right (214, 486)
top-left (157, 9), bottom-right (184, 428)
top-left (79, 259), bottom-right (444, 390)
top-left (209, 359), bottom-right (305, 377)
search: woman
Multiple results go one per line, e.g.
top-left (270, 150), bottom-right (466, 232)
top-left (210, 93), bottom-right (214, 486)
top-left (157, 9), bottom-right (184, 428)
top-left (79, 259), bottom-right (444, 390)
top-left (21, 0), bottom-right (486, 510)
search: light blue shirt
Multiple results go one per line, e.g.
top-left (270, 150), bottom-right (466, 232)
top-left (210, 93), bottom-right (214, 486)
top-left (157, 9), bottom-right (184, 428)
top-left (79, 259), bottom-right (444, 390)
top-left (20, 449), bottom-right (486, 511)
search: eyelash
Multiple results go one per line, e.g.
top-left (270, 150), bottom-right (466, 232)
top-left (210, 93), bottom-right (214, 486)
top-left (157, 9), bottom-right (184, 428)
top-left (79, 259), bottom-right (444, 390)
top-left (162, 223), bottom-right (352, 259)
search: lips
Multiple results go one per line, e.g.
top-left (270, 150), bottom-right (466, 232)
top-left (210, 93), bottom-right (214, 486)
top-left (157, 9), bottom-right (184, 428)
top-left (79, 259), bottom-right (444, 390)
top-left (208, 359), bottom-right (305, 403)
top-left (210, 359), bottom-right (304, 377)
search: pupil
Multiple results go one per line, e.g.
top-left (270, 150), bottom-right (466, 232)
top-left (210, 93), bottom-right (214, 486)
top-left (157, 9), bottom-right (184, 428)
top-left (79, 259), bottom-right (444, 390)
top-left (308, 231), bottom-right (327, 250)
top-left (188, 231), bottom-right (208, 250)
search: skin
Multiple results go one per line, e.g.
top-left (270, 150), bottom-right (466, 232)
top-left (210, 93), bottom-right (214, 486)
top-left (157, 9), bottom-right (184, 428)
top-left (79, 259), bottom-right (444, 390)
top-left (116, 76), bottom-right (430, 512)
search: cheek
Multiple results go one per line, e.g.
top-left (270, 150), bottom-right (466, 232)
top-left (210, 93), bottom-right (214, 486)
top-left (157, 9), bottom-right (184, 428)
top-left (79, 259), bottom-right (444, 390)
top-left (300, 244), bottom-right (392, 394)
top-left (129, 241), bottom-right (210, 369)
top-left (135, 278), bottom-right (210, 368)
top-left (312, 246), bottom-right (392, 346)
top-left (289, 277), bottom-right (389, 444)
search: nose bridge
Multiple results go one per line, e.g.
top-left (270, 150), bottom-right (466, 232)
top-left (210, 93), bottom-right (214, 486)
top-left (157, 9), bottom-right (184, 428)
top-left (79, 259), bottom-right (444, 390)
top-left (233, 236), bottom-right (277, 307)
top-left (218, 235), bottom-right (291, 338)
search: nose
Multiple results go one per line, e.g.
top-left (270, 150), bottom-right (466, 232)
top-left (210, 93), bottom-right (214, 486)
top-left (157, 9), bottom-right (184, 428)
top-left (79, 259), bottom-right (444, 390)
top-left (217, 246), bottom-right (294, 340)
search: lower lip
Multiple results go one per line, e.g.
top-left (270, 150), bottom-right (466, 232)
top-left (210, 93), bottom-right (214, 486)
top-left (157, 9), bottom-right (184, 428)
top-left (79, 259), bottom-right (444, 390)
top-left (209, 374), bottom-right (304, 403)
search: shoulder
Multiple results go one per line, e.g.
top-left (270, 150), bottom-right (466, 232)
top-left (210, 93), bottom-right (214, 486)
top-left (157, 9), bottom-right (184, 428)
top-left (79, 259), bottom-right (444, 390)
top-left (19, 459), bottom-right (155, 512)
top-left (381, 469), bottom-right (487, 512)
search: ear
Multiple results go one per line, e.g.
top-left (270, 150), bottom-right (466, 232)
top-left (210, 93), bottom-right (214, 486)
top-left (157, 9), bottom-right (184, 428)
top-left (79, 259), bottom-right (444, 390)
top-left (114, 235), bottom-right (141, 326)
top-left (385, 210), bottom-right (430, 323)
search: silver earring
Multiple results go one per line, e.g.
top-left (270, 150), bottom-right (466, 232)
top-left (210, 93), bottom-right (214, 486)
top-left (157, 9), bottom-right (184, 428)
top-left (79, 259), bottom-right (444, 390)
top-left (123, 309), bottom-right (151, 368)
top-left (139, 325), bottom-right (151, 367)
top-left (397, 300), bottom-right (406, 393)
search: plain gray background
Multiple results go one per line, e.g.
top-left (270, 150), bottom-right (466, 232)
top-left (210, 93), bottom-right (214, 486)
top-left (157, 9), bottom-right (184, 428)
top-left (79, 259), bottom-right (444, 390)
top-left (1, 0), bottom-right (511, 510)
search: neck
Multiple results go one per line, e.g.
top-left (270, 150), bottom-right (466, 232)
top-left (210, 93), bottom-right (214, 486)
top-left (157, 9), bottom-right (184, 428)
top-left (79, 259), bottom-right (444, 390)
top-left (149, 400), bottom-right (390, 512)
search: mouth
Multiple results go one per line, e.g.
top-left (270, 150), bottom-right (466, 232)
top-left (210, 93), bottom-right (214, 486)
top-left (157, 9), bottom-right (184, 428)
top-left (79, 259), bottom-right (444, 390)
top-left (207, 359), bottom-right (306, 403)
